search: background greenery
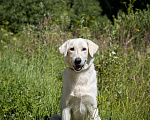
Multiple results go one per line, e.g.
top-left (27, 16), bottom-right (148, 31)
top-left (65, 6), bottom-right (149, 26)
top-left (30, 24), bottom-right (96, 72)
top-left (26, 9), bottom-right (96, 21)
top-left (0, 0), bottom-right (150, 119)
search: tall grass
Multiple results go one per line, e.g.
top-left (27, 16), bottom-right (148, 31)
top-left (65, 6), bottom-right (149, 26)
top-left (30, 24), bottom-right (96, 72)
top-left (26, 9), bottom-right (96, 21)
top-left (0, 46), bottom-right (65, 119)
top-left (0, 4), bottom-right (150, 119)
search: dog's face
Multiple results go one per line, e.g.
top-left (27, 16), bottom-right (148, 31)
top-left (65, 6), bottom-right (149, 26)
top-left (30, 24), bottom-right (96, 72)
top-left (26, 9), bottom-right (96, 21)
top-left (59, 38), bottom-right (99, 72)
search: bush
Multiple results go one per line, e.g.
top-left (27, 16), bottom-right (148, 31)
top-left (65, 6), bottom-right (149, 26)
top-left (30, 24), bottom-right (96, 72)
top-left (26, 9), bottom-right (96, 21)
top-left (0, 0), bottom-right (69, 33)
top-left (110, 3), bottom-right (150, 47)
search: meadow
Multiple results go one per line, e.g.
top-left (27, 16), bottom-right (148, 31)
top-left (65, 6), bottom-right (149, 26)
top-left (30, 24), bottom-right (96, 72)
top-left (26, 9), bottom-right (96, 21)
top-left (0, 4), bottom-right (150, 120)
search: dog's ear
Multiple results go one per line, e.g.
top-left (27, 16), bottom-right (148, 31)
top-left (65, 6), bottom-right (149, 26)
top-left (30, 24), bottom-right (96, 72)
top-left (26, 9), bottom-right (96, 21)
top-left (87, 40), bottom-right (99, 57)
top-left (59, 40), bottom-right (69, 56)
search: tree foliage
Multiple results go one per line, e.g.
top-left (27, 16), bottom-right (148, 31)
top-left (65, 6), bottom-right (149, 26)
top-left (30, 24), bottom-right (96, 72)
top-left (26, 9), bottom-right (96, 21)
top-left (0, 0), bottom-right (149, 32)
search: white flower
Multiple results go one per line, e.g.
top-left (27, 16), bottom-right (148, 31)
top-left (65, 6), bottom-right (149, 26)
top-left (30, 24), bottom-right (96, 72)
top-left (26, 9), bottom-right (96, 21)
top-left (112, 51), bottom-right (116, 54)
top-left (114, 56), bottom-right (118, 59)
top-left (13, 38), bottom-right (17, 40)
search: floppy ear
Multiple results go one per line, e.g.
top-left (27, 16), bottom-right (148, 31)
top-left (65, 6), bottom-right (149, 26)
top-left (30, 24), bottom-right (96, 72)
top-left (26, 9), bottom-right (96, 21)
top-left (87, 40), bottom-right (99, 57)
top-left (59, 40), bottom-right (69, 56)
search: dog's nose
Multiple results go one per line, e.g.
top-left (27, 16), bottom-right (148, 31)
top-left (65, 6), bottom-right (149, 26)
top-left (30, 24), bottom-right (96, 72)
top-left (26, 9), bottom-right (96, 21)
top-left (75, 58), bottom-right (81, 65)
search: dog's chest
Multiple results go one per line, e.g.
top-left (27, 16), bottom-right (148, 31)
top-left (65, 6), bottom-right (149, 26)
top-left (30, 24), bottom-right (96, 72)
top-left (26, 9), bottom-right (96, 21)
top-left (70, 73), bottom-right (91, 97)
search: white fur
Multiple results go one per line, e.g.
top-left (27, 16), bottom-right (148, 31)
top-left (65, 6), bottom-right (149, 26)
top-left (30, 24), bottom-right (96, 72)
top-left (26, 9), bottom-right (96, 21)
top-left (59, 38), bottom-right (101, 120)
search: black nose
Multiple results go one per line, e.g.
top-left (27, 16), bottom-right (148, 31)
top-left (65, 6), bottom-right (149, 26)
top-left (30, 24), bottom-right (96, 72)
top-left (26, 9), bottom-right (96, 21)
top-left (75, 58), bottom-right (81, 65)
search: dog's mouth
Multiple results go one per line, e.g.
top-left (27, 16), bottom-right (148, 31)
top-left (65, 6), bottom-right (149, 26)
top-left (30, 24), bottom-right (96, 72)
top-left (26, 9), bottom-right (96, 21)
top-left (73, 65), bottom-right (83, 71)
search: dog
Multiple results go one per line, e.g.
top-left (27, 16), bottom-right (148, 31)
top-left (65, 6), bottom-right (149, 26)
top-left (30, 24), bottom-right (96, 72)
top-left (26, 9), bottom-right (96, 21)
top-left (57, 38), bottom-right (101, 120)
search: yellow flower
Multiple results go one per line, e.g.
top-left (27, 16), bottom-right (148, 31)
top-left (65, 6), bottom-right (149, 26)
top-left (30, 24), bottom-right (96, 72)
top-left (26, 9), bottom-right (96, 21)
top-left (86, 17), bottom-right (89, 20)
top-left (135, 8), bottom-right (141, 11)
top-left (90, 20), bottom-right (94, 22)
top-left (123, 2), bottom-right (127, 4)
top-left (129, 47), bottom-right (133, 50)
top-left (5, 21), bottom-right (9, 25)
top-left (5, 108), bottom-right (7, 111)
top-left (135, 28), bottom-right (139, 32)
top-left (83, 27), bottom-right (87, 30)
top-left (75, 20), bottom-right (80, 23)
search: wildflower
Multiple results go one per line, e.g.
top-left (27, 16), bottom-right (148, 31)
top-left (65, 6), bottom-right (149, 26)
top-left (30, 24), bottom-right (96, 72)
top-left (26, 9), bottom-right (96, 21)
top-left (123, 2), bottom-right (127, 4)
top-left (129, 47), bottom-right (133, 50)
top-left (114, 56), bottom-right (118, 59)
top-left (135, 28), bottom-right (139, 32)
top-left (11, 114), bottom-right (15, 118)
top-left (75, 20), bottom-right (80, 23)
top-left (5, 21), bottom-right (9, 25)
top-left (112, 51), bottom-right (116, 54)
top-left (135, 8), bottom-right (141, 11)
top-left (130, 95), bottom-right (132, 97)
top-left (90, 20), bottom-right (94, 22)
top-left (83, 27), bottom-right (87, 30)
top-left (9, 32), bottom-right (14, 35)
top-left (13, 37), bottom-right (17, 40)
top-left (5, 108), bottom-right (7, 111)
top-left (4, 34), bottom-right (8, 36)
top-left (86, 17), bottom-right (89, 20)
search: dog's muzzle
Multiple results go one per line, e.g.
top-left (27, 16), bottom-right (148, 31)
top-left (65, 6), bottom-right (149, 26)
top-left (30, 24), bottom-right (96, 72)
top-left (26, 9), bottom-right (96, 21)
top-left (73, 58), bottom-right (85, 72)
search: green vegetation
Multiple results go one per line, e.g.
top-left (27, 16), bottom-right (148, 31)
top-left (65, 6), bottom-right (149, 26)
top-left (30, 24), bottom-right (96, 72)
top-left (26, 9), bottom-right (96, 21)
top-left (0, 0), bottom-right (150, 119)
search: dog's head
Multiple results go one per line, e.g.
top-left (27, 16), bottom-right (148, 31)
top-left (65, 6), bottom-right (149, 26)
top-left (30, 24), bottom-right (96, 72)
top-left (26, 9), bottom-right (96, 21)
top-left (59, 38), bottom-right (99, 72)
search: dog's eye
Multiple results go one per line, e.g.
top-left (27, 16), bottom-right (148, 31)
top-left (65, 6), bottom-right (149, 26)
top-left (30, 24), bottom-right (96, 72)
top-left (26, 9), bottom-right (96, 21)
top-left (82, 48), bottom-right (86, 51)
top-left (70, 47), bottom-right (74, 51)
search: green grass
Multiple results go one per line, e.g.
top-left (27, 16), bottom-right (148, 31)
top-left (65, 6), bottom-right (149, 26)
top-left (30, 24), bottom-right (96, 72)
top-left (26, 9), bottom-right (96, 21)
top-left (0, 38), bottom-right (149, 119)
top-left (96, 46), bottom-right (150, 119)
top-left (0, 47), bottom-right (64, 119)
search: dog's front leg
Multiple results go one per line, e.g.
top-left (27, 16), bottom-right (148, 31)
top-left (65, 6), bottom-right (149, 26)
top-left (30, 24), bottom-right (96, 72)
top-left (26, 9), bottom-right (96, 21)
top-left (92, 108), bottom-right (101, 120)
top-left (62, 107), bottom-right (71, 120)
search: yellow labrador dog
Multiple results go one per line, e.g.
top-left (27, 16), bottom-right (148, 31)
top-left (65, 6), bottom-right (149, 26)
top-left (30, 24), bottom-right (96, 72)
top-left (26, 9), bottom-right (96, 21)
top-left (59, 38), bottom-right (101, 120)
